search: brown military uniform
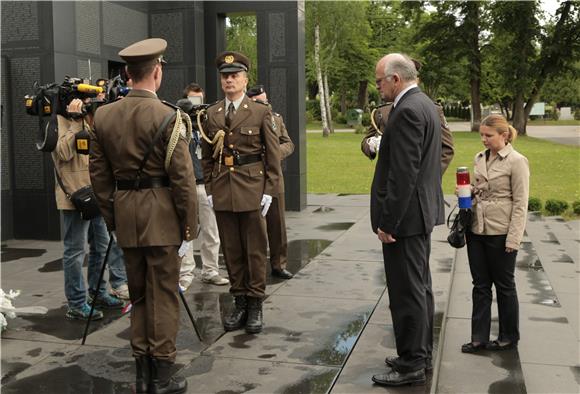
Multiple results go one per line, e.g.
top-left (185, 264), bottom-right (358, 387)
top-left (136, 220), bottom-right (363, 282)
top-left (361, 103), bottom-right (454, 174)
top-left (266, 112), bottom-right (294, 271)
top-left (202, 95), bottom-right (281, 298)
top-left (91, 91), bottom-right (197, 360)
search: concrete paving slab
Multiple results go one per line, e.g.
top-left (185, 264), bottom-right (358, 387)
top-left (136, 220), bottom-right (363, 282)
top-left (182, 355), bottom-right (340, 394)
top-left (556, 291), bottom-right (580, 341)
top-left (518, 302), bottom-right (579, 366)
top-left (204, 295), bottom-right (376, 367)
top-left (274, 259), bottom-right (385, 301)
top-left (331, 323), bottom-right (435, 394)
top-left (437, 318), bottom-right (526, 394)
top-left (521, 362), bottom-right (580, 394)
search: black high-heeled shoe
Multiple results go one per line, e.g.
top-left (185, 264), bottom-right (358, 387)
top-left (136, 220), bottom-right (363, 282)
top-left (461, 342), bottom-right (487, 353)
top-left (485, 340), bottom-right (517, 351)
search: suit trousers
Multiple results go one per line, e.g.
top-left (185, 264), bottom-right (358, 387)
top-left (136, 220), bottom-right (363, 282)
top-left (466, 232), bottom-right (519, 343)
top-left (215, 210), bottom-right (267, 298)
top-left (382, 233), bottom-right (433, 373)
top-left (123, 246), bottom-right (180, 361)
top-left (266, 192), bottom-right (288, 271)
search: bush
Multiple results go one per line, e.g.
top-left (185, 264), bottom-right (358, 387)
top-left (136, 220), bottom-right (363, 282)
top-left (573, 201), bottom-right (580, 215)
top-left (545, 199), bottom-right (569, 215)
top-left (335, 114), bottom-right (347, 125)
top-left (354, 125), bottom-right (366, 134)
top-left (305, 110), bottom-right (315, 123)
top-left (306, 100), bottom-right (321, 120)
top-left (361, 112), bottom-right (371, 127)
top-left (574, 109), bottom-right (580, 121)
top-left (528, 197), bottom-right (542, 211)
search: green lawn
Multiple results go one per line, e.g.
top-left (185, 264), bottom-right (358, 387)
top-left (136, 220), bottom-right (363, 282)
top-left (527, 119), bottom-right (580, 126)
top-left (307, 132), bottom-right (580, 206)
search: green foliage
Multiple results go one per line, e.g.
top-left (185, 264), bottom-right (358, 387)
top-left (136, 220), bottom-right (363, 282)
top-left (528, 197), bottom-right (542, 211)
top-left (306, 99), bottom-right (322, 120)
top-left (225, 16), bottom-right (258, 85)
top-left (335, 114), bottom-right (347, 125)
top-left (573, 201), bottom-right (580, 215)
top-left (361, 112), bottom-right (371, 127)
top-left (545, 199), bottom-right (569, 215)
top-left (575, 109), bottom-right (580, 121)
top-left (354, 125), bottom-right (366, 134)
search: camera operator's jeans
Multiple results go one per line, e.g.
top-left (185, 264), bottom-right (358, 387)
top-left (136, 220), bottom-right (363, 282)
top-left (62, 211), bottom-right (127, 309)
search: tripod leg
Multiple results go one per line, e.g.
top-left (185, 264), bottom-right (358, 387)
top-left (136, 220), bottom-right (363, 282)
top-left (178, 288), bottom-right (203, 343)
top-left (82, 236), bottom-right (113, 345)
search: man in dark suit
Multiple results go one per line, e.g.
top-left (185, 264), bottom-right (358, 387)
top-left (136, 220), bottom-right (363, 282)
top-left (370, 53), bottom-right (445, 387)
top-left (91, 38), bottom-right (196, 394)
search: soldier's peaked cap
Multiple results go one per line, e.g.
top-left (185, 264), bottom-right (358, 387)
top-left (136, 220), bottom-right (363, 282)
top-left (216, 51), bottom-right (250, 73)
top-left (119, 38), bottom-right (167, 65)
top-left (246, 85), bottom-right (265, 98)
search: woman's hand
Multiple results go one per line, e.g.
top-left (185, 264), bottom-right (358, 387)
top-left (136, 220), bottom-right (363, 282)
top-left (505, 247), bottom-right (516, 253)
top-left (66, 98), bottom-right (84, 115)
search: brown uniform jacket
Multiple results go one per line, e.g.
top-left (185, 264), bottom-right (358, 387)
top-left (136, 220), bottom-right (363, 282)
top-left (90, 89), bottom-right (198, 248)
top-left (471, 144), bottom-right (530, 250)
top-left (202, 95), bottom-right (281, 212)
top-left (273, 112), bottom-right (295, 194)
top-left (52, 115), bottom-right (90, 210)
top-left (361, 103), bottom-right (455, 174)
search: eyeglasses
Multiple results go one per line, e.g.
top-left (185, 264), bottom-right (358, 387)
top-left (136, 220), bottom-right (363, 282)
top-left (375, 74), bottom-right (394, 85)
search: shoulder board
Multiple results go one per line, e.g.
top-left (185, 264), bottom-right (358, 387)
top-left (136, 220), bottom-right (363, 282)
top-left (161, 100), bottom-right (179, 110)
top-left (273, 112), bottom-right (281, 117)
top-left (253, 99), bottom-right (269, 106)
top-left (205, 100), bottom-right (221, 108)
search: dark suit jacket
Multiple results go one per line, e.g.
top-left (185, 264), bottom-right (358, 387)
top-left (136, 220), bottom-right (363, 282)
top-left (370, 87), bottom-right (445, 237)
top-left (91, 89), bottom-right (198, 248)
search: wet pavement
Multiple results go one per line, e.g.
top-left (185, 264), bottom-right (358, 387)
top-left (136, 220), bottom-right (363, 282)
top-left (1, 194), bottom-right (579, 393)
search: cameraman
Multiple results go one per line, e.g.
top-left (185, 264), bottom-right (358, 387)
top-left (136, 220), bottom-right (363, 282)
top-left (179, 83), bottom-right (229, 289)
top-left (52, 95), bottom-right (126, 321)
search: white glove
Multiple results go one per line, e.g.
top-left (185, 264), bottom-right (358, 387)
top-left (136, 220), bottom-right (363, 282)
top-left (260, 194), bottom-right (273, 217)
top-left (109, 231), bottom-right (117, 244)
top-left (178, 240), bottom-right (193, 258)
top-left (367, 136), bottom-right (382, 154)
top-left (207, 195), bottom-right (213, 209)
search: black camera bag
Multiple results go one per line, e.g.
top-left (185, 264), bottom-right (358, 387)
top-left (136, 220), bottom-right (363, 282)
top-left (446, 206), bottom-right (472, 249)
top-left (54, 168), bottom-right (100, 220)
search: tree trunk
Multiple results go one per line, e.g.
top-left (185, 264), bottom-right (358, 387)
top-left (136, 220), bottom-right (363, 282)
top-left (512, 94), bottom-right (527, 135)
top-left (314, 23), bottom-right (330, 137)
top-left (466, 2), bottom-right (482, 132)
top-left (357, 80), bottom-right (368, 109)
top-left (340, 92), bottom-right (347, 115)
top-left (323, 72), bottom-right (334, 133)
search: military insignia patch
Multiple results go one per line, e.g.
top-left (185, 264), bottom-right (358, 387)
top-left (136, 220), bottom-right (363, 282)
top-left (271, 118), bottom-right (277, 130)
top-left (224, 55), bottom-right (234, 64)
top-left (179, 123), bottom-right (187, 139)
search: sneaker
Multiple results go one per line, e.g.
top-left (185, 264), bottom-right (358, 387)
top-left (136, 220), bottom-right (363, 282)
top-left (66, 303), bottom-right (104, 321)
top-left (110, 284), bottom-right (130, 300)
top-left (179, 275), bottom-right (194, 292)
top-left (89, 292), bottom-right (124, 309)
top-left (201, 274), bottom-right (230, 286)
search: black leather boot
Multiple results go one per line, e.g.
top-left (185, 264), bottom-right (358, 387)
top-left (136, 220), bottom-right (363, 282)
top-left (224, 295), bottom-right (247, 331)
top-left (245, 297), bottom-right (263, 334)
top-left (135, 355), bottom-right (150, 393)
top-left (149, 358), bottom-right (187, 394)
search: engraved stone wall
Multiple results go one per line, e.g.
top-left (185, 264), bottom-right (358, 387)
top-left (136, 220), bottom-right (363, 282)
top-left (1, 57), bottom-right (11, 191)
top-left (269, 67), bottom-right (287, 119)
top-left (77, 60), bottom-right (102, 81)
top-left (76, 1), bottom-right (101, 55)
top-left (268, 12), bottom-right (286, 60)
top-left (103, 2), bottom-right (148, 49)
top-left (151, 12), bottom-right (183, 63)
top-left (1, 2), bottom-right (39, 43)
top-left (157, 68), bottom-right (184, 102)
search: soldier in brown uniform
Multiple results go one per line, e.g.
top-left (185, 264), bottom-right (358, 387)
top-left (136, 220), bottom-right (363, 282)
top-left (361, 59), bottom-right (455, 175)
top-left (201, 52), bottom-right (281, 334)
top-left (90, 38), bottom-right (196, 394)
top-left (246, 85), bottom-right (295, 279)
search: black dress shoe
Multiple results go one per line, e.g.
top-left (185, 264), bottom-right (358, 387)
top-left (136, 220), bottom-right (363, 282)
top-left (271, 268), bottom-right (293, 279)
top-left (385, 356), bottom-right (432, 371)
top-left (372, 369), bottom-right (426, 387)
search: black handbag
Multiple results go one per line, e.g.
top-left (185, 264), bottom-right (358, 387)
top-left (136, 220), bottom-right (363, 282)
top-left (447, 206), bottom-right (472, 249)
top-left (54, 169), bottom-right (101, 220)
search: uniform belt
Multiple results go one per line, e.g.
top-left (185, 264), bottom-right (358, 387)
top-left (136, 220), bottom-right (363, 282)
top-left (116, 177), bottom-right (170, 190)
top-left (222, 153), bottom-right (262, 166)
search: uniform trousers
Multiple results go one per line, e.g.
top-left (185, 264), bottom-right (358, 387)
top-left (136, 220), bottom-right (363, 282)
top-left (466, 232), bottom-right (519, 343)
top-left (123, 246), bottom-right (180, 361)
top-left (215, 210), bottom-right (267, 298)
top-left (382, 233), bottom-right (433, 373)
top-left (266, 192), bottom-right (288, 271)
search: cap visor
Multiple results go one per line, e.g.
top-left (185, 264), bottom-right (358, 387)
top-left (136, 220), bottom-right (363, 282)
top-left (219, 66), bottom-right (246, 73)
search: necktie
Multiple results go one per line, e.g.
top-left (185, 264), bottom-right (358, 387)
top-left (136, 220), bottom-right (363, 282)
top-left (226, 102), bottom-right (235, 128)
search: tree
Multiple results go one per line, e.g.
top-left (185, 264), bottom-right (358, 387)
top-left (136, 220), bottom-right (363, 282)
top-left (489, 1), bottom-right (580, 134)
top-left (225, 15), bottom-right (258, 85)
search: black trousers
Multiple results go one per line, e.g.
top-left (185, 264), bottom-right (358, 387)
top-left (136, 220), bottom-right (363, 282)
top-left (382, 233), bottom-right (433, 373)
top-left (466, 232), bottom-right (519, 343)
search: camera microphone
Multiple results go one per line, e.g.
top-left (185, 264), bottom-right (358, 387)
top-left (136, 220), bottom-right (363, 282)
top-left (75, 84), bottom-right (103, 94)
